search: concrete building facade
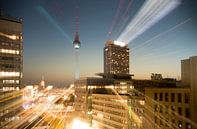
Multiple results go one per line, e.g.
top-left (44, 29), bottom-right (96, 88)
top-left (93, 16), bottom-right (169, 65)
top-left (181, 56), bottom-right (197, 126)
top-left (74, 77), bottom-right (134, 129)
top-left (145, 87), bottom-right (191, 129)
top-left (92, 94), bottom-right (129, 129)
top-left (181, 59), bottom-right (190, 87)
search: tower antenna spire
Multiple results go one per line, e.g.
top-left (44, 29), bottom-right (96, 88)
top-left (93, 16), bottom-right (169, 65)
top-left (73, 6), bottom-right (81, 80)
top-left (73, 6), bottom-right (80, 49)
top-left (75, 6), bottom-right (79, 34)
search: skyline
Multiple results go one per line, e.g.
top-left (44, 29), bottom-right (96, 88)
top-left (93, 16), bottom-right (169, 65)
top-left (1, 0), bottom-right (197, 86)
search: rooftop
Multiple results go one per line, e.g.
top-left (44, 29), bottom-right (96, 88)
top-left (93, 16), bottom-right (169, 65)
top-left (0, 14), bottom-right (22, 23)
top-left (105, 39), bottom-right (127, 47)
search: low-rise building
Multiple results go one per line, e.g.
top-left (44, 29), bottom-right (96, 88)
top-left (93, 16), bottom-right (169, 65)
top-left (74, 77), bottom-right (135, 129)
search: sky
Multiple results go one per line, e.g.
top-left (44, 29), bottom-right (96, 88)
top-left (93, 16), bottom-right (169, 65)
top-left (1, 0), bottom-right (197, 86)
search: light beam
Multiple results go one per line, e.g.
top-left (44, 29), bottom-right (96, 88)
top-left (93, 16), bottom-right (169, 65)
top-left (117, 0), bottom-right (181, 44)
top-left (37, 6), bottom-right (72, 43)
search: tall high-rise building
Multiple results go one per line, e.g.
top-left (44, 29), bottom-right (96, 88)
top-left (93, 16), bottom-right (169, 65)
top-left (0, 14), bottom-right (23, 126)
top-left (181, 56), bottom-right (197, 125)
top-left (0, 15), bottom-right (23, 90)
top-left (104, 40), bottom-right (129, 75)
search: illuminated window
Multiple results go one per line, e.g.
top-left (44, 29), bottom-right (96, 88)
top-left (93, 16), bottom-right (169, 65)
top-left (186, 123), bottom-right (191, 129)
top-left (2, 87), bottom-right (17, 91)
top-left (120, 82), bottom-right (126, 85)
top-left (139, 100), bottom-right (145, 105)
top-left (178, 121), bottom-right (182, 128)
top-left (0, 72), bottom-right (20, 77)
top-left (16, 80), bottom-right (19, 84)
top-left (130, 86), bottom-right (134, 89)
top-left (3, 80), bottom-right (15, 84)
top-left (0, 49), bottom-right (20, 55)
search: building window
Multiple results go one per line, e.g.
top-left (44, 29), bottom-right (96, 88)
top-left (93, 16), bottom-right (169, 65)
top-left (160, 93), bottom-right (163, 101)
top-left (0, 72), bottom-right (20, 77)
top-left (172, 106), bottom-right (175, 115)
top-left (160, 119), bottom-right (163, 125)
top-left (178, 107), bottom-right (182, 115)
top-left (185, 93), bottom-right (189, 104)
top-left (166, 119), bottom-right (169, 127)
top-left (0, 49), bottom-right (19, 55)
top-left (171, 93), bottom-right (175, 102)
top-left (172, 119), bottom-right (175, 127)
top-left (178, 121), bottom-right (182, 128)
top-left (165, 93), bottom-right (168, 101)
top-left (154, 93), bottom-right (157, 100)
top-left (16, 80), bottom-right (19, 84)
top-left (165, 106), bottom-right (168, 114)
top-left (155, 116), bottom-right (157, 123)
top-left (178, 93), bottom-right (182, 103)
top-left (185, 108), bottom-right (189, 118)
top-left (186, 122), bottom-right (191, 129)
top-left (155, 105), bottom-right (158, 112)
top-left (160, 105), bottom-right (163, 113)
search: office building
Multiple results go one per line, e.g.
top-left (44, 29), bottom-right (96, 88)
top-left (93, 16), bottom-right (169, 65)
top-left (74, 77), bottom-right (134, 129)
top-left (181, 56), bottom-right (197, 126)
top-left (0, 15), bottom-right (23, 90)
top-left (0, 14), bottom-right (23, 126)
top-left (104, 40), bottom-right (129, 75)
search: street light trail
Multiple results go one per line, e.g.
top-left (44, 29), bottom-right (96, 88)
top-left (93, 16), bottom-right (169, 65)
top-left (117, 0), bottom-right (180, 44)
top-left (46, 89), bottom-right (72, 128)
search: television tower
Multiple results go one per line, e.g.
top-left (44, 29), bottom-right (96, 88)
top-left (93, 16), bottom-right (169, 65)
top-left (73, 7), bottom-right (80, 79)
